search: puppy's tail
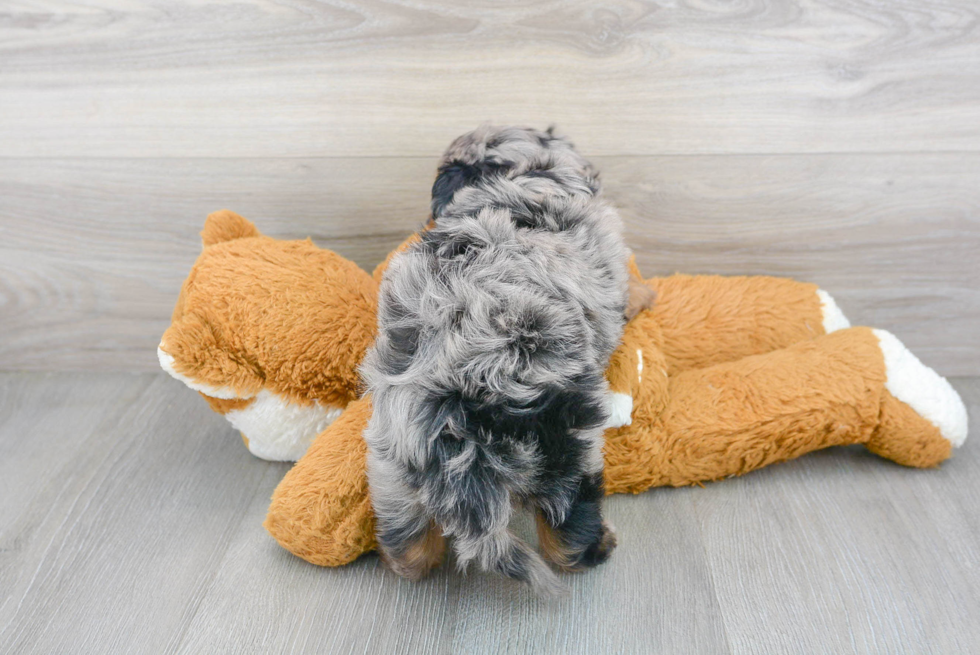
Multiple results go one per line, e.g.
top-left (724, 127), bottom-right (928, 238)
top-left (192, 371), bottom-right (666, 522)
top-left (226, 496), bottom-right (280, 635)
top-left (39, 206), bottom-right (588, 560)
top-left (455, 529), bottom-right (567, 597)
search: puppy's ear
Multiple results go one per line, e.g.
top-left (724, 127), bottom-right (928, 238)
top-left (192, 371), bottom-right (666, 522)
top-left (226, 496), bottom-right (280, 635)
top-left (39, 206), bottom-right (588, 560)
top-left (431, 163), bottom-right (478, 216)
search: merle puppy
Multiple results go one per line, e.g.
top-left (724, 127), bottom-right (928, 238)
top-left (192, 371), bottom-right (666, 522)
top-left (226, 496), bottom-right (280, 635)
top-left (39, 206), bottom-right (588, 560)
top-left (361, 125), bottom-right (653, 594)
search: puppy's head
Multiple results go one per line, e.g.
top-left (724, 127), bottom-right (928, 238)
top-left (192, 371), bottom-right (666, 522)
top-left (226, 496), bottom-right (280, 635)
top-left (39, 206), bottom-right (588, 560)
top-left (431, 124), bottom-right (600, 217)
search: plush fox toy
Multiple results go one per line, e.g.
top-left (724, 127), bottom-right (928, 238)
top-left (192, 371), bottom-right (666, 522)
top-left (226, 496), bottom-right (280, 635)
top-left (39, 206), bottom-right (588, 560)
top-left (158, 214), bottom-right (377, 461)
top-left (160, 211), bottom-right (969, 567)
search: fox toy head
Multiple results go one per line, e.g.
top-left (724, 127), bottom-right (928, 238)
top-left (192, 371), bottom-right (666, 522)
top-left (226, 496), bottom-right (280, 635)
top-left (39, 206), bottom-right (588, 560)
top-left (158, 210), bottom-right (379, 460)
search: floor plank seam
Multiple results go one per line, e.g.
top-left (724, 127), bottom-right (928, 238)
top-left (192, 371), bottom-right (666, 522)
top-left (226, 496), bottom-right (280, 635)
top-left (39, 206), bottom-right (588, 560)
top-left (0, 375), bottom-right (156, 648)
top-left (165, 461), bottom-right (283, 655)
top-left (688, 493), bottom-right (736, 655)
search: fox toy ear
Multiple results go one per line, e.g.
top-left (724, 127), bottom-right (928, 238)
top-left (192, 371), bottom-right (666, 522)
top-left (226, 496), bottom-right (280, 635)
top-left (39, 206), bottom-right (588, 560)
top-left (201, 209), bottom-right (261, 247)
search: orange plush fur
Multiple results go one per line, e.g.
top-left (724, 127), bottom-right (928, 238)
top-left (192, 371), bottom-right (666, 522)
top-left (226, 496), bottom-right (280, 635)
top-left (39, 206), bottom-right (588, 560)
top-left (161, 211), bottom-right (968, 567)
top-left (158, 211), bottom-right (378, 461)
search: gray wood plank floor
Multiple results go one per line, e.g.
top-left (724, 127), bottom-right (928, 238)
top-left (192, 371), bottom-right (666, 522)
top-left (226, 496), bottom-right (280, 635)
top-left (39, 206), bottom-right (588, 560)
top-left (1, 372), bottom-right (977, 654)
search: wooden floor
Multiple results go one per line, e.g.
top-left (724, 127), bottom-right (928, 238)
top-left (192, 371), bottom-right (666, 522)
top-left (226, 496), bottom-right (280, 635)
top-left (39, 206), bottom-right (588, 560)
top-left (0, 371), bottom-right (976, 654)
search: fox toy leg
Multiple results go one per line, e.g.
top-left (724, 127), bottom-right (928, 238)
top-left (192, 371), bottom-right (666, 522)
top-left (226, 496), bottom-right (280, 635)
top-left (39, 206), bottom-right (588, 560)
top-left (263, 331), bottom-right (966, 567)
top-left (603, 327), bottom-right (967, 494)
top-left (864, 329), bottom-right (968, 466)
top-left (264, 397), bottom-right (377, 567)
top-left (645, 274), bottom-right (850, 374)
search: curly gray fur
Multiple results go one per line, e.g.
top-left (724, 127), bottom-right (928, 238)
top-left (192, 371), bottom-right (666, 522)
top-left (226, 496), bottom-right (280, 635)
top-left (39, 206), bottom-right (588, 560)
top-left (361, 125), bottom-right (628, 594)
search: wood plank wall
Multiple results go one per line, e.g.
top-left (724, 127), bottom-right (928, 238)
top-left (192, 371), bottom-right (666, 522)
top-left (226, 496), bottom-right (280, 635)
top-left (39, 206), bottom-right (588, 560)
top-left (1, 0), bottom-right (978, 373)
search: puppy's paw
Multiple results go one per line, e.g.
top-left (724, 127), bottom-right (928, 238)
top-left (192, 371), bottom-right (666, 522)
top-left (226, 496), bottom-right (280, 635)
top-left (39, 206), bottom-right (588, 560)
top-left (567, 521), bottom-right (617, 571)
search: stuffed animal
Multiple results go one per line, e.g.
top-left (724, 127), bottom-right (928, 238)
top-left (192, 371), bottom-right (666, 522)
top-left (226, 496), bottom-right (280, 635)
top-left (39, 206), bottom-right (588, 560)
top-left (158, 211), bottom-right (378, 461)
top-left (160, 211), bottom-right (969, 567)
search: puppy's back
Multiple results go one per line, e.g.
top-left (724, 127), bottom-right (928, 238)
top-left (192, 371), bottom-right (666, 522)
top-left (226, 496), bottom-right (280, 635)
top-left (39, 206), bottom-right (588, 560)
top-left (371, 126), bottom-right (629, 431)
top-left (363, 126), bottom-right (630, 592)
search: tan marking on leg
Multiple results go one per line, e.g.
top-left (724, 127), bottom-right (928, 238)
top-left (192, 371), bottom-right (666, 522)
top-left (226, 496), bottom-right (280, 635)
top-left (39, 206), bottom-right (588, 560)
top-left (592, 521), bottom-right (618, 566)
top-left (382, 522), bottom-right (447, 581)
top-left (536, 512), bottom-right (578, 570)
top-left (537, 513), bottom-right (618, 572)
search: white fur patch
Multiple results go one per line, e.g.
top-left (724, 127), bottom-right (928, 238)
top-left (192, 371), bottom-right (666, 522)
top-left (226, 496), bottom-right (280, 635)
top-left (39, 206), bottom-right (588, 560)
top-left (225, 389), bottom-right (344, 461)
top-left (603, 392), bottom-right (633, 429)
top-left (817, 289), bottom-right (850, 333)
top-left (873, 329), bottom-right (969, 447)
top-left (157, 345), bottom-right (253, 400)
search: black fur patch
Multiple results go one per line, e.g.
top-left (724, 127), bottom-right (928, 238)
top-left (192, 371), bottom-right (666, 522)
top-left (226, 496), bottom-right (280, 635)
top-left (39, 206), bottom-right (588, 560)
top-left (440, 374), bottom-right (607, 510)
top-left (431, 161), bottom-right (508, 216)
top-left (376, 290), bottom-right (421, 376)
top-left (549, 473), bottom-right (609, 568)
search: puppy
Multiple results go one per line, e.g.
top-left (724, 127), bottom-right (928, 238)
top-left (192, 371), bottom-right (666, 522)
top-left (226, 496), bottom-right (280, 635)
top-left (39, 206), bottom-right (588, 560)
top-left (361, 125), bottom-right (653, 594)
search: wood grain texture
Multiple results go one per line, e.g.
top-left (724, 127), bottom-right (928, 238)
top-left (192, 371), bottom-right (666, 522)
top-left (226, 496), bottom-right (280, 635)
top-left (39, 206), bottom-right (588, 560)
top-left (692, 377), bottom-right (980, 654)
top-left (0, 373), bottom-right (278, 654)
top-left (1, 154), bottom-right (976, 373)
top-left (0, 372), bottom-right (977, 654)
top-left (1, 0), bottom-right (979, 157)
top-left (175, 492), bottom-right (729, 655)
top-left (2, 1), bottom-right (977, 650)
top-left (608, 154), bottom-right (980, 374)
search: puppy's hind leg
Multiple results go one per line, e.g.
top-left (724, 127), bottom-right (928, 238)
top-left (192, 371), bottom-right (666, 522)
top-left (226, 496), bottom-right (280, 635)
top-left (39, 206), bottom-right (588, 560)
top-left (370, 463), bottom-right (446, 580)
top-left (536, 474), bottom-right (617, 572)
top-left (379, 516), bottom-right (447, 581)
top-left (438, 467), bottom-right (566, 595)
